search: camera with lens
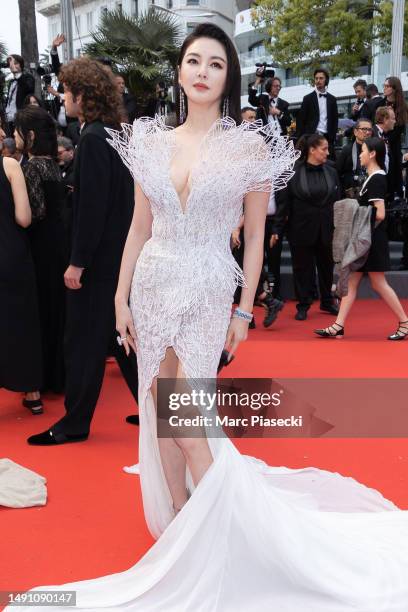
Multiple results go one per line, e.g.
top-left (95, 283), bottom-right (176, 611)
top-left (255, 62), bottom-right (275, 80)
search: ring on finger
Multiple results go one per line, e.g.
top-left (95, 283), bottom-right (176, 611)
top-left (117, 335), bottom-right (127, 346)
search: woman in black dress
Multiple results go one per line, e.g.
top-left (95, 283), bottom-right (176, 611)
top-left (0, 156), bottom-right (43, 403)
top-left (14, 106), bottom-right (67, 400)
top-left (315, 137), bottom-right (408, 340)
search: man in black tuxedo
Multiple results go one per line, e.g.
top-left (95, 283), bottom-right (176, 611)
top-left (350, 79), bottom-right (367, 121)
top-left (296, 68), bottom-right (338, 158)
top-left (360, 84), bottom-right (384, 123)
top-left (248, 76), bottom-right (291, 135)
top-left (4, 54), bottom-right (34, 134)
top-left (28, 57), bottom-right (139, 446)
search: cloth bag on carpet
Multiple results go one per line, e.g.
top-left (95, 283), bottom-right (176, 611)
top-left (0, 458), bottom-right (47, 508)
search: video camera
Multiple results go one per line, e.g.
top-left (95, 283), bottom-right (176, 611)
top-left (255, 63), bottom-right (275, 80)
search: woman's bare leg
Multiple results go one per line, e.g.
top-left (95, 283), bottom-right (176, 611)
top-left (368, 272), bottom-right (408, 321)
top-left (172, 361), bottom-right (213, 487)
top-left (335, 272), bottom-right (363, 327)
top-left (320, 272), bottom-right (362, 332)
top-left (151, 348), bottom-right (189, 512)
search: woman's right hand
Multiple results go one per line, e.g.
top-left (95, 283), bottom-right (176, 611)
top-left (115, 299), bottom-right (137, 356)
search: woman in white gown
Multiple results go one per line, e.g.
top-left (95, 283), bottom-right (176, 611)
top-left (10, 23), bottom-right (408, 612)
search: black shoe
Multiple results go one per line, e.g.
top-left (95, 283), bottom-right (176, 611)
top-left (263, 297), bottom-right (284, 328)
top-left (27, 429), bottom-right (88, 446)
top-left (22, 398), bottom-right (43, 415)
top-left (320, 303), bottom-right (339, 315)
top-left (314, 323), bottom-right (344, 338)
top-left (126, 415), bottom-right (140, 425)
top-left (388, 320), bottom-right (408, 341)
top-left (295, 309), bottom-right (308, 321)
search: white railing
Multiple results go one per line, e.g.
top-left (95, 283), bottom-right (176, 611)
top-left (238, 47), bottom-right (271, 69)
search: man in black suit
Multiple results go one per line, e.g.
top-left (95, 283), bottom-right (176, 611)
top-left (115, 75), bottom-right (138, 124)
top-left (296, 68), bottom-right (338, 158)
top-left (4, 54), bottom-right (34, 134)
top-left (360, 84), bottom-right (384, 123)
top-left (28, 57), bottom-right (139, 446)
top-left (248, 76), bottom-right (291, 135)
top-left (350, 79), bottom-right (367, 121)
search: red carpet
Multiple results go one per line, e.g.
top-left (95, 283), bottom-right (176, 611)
top-left (1, 299), bottom-right (408, 605)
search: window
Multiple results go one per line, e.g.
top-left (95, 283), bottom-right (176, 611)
top-left (132, 0), bottom-right (139, 18)
top-left (86, 11), bottom-right (93, 31)
top-left (74, 14), bottom-right (81, 35)
top-left (76, 48), bottom-right (81, 58)
top-left (168, 0), bottom-right (173, 8)
top-left (187, 0), bottom-right (200, 5)
top-left (50, 22), bottom-right (58, 41)
top-left (186, 22), bottom-right (198, 34)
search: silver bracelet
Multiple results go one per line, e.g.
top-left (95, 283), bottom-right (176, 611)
top-left (233, 308), bottom-right (253, 322)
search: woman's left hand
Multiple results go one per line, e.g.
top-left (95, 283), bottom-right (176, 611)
top-left (224, 317), bottom-right (249, 357)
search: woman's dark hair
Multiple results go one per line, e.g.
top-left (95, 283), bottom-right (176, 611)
top-left (296, 133), bottom-right (327, 161)
top-left (23, 94), bottom-right (45, 109)
top-left (363, 137), bottom-right (386, 171)
top-left (384, 76), bottom-right (408, 126)
top-left (15, 106), bottom-right (57, 158)
top-left (175, 23), bottom-right (241, 125)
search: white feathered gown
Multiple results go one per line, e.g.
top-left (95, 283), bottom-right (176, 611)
top-left (8, 117), bottom-right (408, 612)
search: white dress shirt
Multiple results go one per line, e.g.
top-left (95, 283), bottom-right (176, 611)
top-left (5, 73), bottom-right (22, 122)
top-left (268, 97), bottom-right (282, 134)
top-left (315, 87), bottom-right (328, 134)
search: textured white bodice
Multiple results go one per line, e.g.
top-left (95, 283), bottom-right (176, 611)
top-left (107, 115), bottom-right (298, 314)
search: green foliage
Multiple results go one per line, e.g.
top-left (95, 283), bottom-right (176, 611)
top-left (375, 0), bottom-right (408, 56)
top-left (251, 0), bottom-right (408, 79)
top-left (0, 40), bottom-right (7, 60)
top-left (84, 8), bottom-right (182, 98)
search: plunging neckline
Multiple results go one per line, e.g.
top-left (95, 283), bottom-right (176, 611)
top-left (167, 126), bottom-right (215, 216)
top-left (166, 116), bottom-right (236, 216)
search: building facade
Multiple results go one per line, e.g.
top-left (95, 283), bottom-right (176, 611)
top-left (36, 0), bottom-right (237, 60)
top-left (235, 1), bottom-right (408, 113)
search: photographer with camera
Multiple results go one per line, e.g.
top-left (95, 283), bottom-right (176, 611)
top-left (3, 54), bottom-right (35, 135)
top-left (248, 64), bottom-right (291, 135)
top-left (145, 81), bottom-right (173, 118)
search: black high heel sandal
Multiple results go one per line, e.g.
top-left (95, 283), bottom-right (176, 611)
top-left (388, 321), bottom-right (408, 341)
top-left (314, 323), bottom-right (344, 338)
top-left (22, 398), bottom-right (44, 415)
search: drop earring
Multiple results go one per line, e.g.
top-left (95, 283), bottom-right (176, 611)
top-left (222, 96), bottom-right (230, 118)
top-left (179, 85), bottom-right (186, 124)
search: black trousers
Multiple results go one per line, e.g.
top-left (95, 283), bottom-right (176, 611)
top-left (233, 216), bottom-right (284, 303)
top-left (54, 275), bottom-right (138, 436)
top-left (263, 216), bottom-right (284, 298)
top-left (290, 238), bottom-right (334, 310)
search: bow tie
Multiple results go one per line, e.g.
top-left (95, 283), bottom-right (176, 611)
top-left (270, 98), bottom-right (277, 104)
top-left (319, 93), bottom-right (327, 98)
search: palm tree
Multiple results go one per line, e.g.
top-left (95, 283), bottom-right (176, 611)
top-left (18, 0), bottom-right (39, 65)
top-left (84, 8), bottom-right (182, 104)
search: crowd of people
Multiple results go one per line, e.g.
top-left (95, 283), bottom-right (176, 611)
top-left (240, 68), bottom-right (408, 330)
top-left (1, 41), bottom-right (408, 434)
